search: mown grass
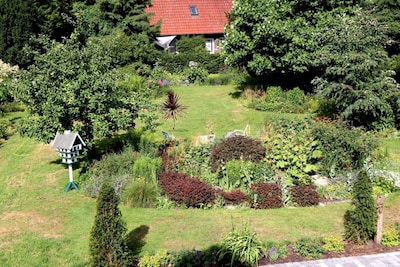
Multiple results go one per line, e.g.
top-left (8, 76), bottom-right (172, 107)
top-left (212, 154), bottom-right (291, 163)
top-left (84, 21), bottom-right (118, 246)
top-left (155, 85), bottom-right (304, 139)
top-left (0, 85), bottom-right (399, 266)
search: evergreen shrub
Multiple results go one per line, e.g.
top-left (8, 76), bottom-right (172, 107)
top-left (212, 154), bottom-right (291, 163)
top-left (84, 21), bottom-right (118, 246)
top-left (344, 170), bottom-right (377, 244)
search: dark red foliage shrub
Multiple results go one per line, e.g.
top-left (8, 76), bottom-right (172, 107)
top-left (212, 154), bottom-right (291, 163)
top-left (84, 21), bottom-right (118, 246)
top-left (251, 182), bottom-right (283, 209)
top-left (209, 136), bottom-right (265, 172)
top-left (159, 171), bottom-right (215, 208)
top-left (158, 141), bottom-right (178, 172)
top-left (290, 184), bottom-right (320, 207)
top-left (220, 189), bottom-right (251, 205)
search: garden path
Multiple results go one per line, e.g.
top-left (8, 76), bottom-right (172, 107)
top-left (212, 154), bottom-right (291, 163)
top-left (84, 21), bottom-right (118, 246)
top-left (261, 251), bottom-right (400, 266)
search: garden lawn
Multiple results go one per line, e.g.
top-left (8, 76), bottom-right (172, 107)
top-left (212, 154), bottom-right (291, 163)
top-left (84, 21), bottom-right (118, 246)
top-left (1, 134), bottom-right (400, 266)
top-left (0, 85), bottom-right (400, 266)
top-left (155, 85), bottom-right (303, 140)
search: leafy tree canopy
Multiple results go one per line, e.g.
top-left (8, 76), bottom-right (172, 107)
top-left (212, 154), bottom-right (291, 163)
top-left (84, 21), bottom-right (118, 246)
top-left (312, 10), bottom-right (400, 129)
top-left (224, 0), bottom-right (366, 87)
top-left (0, 0), bottom-right (76, 66)
top-left (72, 0), bottom-right (161, 73)
top-left (10, 33), bottom-right (158, 158)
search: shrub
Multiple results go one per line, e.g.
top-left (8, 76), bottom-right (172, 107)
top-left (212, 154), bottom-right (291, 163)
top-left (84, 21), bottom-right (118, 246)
top-left (381, 227), bottom-right (400, 247)
top-left (344, 170), bottom-right (377, 244)
top-left (317, 181), bottom-right (352, 201)
top-left (290, 184), bottom-right (320, 207)
top-left (82, 174), bottom-right (131, 198)
top-left (220, 189), bottom-right (251, 205)
top-left (294, 237), bottom-right (324, 259)
top-left (322, 235), bottom-right (345, 253)
top-left (133, 156), bottom-right (162, 184)
top-left (309, 119), bottom-right (377, 176)
top-left (159, 171), bottom-right (215, 208)
top-left (89, 182), bottom-right (132, 266)
top-left (183, 66), bottom-right (209, 84)
top-left (139, 249), bottom-right (171, 267)
top-left (122, 178), bottom-right (160, 208)
top-left (251, 183), bottom-right (283, 209)
top-left (219, 223), bottom-right (264, 266)
top-left (88, 146), bottom-right (137, 178)
top-left (263, 119), bottom-right (322, 185)
top-left (209, 136), bottom-right (265, 173)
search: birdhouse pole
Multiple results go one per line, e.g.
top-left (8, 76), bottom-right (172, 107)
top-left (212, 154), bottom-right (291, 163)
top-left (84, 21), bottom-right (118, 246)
top-left (68, 164), bottom-right (74, 183)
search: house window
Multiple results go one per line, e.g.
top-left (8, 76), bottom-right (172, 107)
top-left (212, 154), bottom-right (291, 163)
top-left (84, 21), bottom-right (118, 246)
top-left (189, 5), bottom-right (198, 16)
top-left (205, 38), bottom-right (214, 53)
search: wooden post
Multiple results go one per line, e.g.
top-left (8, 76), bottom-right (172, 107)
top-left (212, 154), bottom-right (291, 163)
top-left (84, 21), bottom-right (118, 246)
top-left (374, 194), bottom-right (385, 244)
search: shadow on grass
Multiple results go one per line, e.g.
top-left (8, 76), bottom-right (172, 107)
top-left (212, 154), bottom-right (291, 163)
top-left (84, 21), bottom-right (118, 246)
top-left (127, 225), bottom-right (149, 256)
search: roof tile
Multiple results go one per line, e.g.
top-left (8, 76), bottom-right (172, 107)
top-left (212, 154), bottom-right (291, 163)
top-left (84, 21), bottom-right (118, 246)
top-left (146, 0), bottom-right (232, 35)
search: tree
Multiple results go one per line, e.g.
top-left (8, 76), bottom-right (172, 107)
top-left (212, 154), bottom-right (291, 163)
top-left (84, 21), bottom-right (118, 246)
top-left (223, 0), bottom-right (365, 88)
top-left (344, 170), bottom-right (377, 244)
top-left (89, 181), bottom-right (132, 266)
top-left (10, 34), bottom-right (156, 159)
top-left (0, 0), bottom-right (39, 66)
top-left (0, 0), bottom-right (76, 66)
top-left (312, 10), bottom-right (400, 130)
top-left (72, 0), bottom-right (160, 74)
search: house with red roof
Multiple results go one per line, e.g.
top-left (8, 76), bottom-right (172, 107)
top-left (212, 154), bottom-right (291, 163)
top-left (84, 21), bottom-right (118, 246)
top-left (145, 0), bottom-right (233, 53)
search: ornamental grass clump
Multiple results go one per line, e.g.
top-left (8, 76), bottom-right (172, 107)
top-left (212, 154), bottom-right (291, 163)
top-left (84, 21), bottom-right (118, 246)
top-left (219, 223), bottom-right (264, 267)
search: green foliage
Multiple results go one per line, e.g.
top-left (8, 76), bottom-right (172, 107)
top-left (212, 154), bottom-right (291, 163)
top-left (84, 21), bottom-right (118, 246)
top-left (183, 66), bottom-right (209, 84)
top-left (344, 170), bottom-right (377, 244)
top-left (138, 249), bottom-right (171, 267)
top-left (246, 87), bottom-right (312, 113)
top-left (312, 10), bottom-right (400, 130)
top-left (309, 119), bottom-right (377, 176)
top-left (210, 136), bottom-right (265, 173)
top-left (263, 119), bottom-right (322, 185)
top-left (82, 147), bottom-right (137, 197)
top-left (133, 156), bottom-right (162, 184)
top-left (122, 177), bottom-right (160, 208)
top-left (176, 35), bottom-right (205, 53)
top-left (322, 235), bottom-right (345, 253)
top-left (89, 182), bottom-right (132, 266)
top-left (219, 223), bottom-right (264, 267)
top-left (222, 159), bottom-right (273, 193)
top-left (294, 237), bottom-right (324, 259)
top-left (317, 181), bottom-right (352, 200)
top-left (175, 142), bottom-right (217, 184)
top-left (73, 0), bottom-right (160, 73)
top-left (10, 34), bottom-right (156, 159)
top-left (371, 175), bottom-right (397, 196)
top-left (381, 227), bottom-right (400, 247)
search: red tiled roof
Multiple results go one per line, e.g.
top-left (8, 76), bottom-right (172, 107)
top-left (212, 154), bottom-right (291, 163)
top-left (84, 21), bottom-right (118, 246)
top-left (145, 0), bottom-right (233, 36)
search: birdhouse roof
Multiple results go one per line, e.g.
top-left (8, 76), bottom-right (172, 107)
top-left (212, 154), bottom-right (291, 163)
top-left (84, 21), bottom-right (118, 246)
top-left (52, 131), bottom-right (86, 150)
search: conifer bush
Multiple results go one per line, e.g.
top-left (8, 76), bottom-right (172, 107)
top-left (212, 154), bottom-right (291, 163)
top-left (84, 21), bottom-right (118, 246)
top-left (344, 170), bottom-right (377, 244)
top-left (89, 182), bottom-right (132, 267)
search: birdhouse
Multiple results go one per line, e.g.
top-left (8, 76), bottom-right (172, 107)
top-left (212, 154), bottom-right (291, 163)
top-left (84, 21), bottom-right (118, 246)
top-left (52, 130), bottom-right (86, 164)
top-left (52, 130), bottom-right (86, 192)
